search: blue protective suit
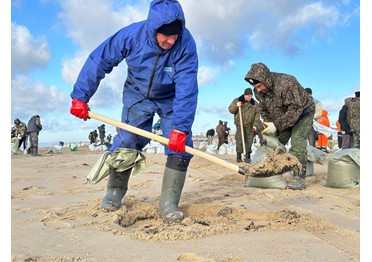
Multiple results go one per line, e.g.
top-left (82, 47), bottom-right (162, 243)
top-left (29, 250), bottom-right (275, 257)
top-left (70, 0), bottom-right (199, 157)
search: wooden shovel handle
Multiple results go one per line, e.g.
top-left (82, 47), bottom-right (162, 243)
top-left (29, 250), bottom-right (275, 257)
top-left (88, 111), bottom-right (246, 175)
top-left (238, 106), bottom-right (246, 155)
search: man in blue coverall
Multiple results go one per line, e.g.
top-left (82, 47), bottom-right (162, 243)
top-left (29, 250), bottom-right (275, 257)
top-left (69, 0), bottom-right (199, 223)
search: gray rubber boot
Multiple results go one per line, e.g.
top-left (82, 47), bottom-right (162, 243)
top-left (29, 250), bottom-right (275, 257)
top-left (101, 167), bottom-right (131, 212)
top-left (159, 167), bottom-right (187, 223)
top-left (286, 168), bottom-right (307, 190)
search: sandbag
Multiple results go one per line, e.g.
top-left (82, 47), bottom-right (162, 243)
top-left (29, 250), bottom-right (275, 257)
top-left (250, 145), bottom-right (273, 165)
top-left (245, 174), bottom-right (287, 189)
top-left (307, 145), bottom-right (328, 164)
top-left (326, 148), bottom-right (360, 188)
top-left (246, 145), bottom-right (296, 189)
top-left (11, 138), bottom-right (20, 154)
top-left (261, 134), bottom-right (284, 149)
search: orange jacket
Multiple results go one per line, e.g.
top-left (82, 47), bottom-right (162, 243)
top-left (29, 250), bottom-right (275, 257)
top-left (316, 110), bottom-right (330, 127)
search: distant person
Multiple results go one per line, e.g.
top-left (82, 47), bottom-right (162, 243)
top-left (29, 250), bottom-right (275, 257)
top-left (206, 128), bottom-right (215, 145)
top-left (245, 62), bottom-right (314, 189)
top-left (27, 115), bottom-right (42, 156)
top-left (223, 121), bottom-right (231, 144)
top-left (107, 134), bottom-right (113, 143)
top-left (88, 130), bottom-right (96, 144)
top-left (98, 124), bottom-right (106, 144)
top-left (347, 91), bottom-right (360, 148)
top-left (305, 87), bottom-right (322, 147)
top-left (152, 119), bottom-right (161, 134)
top-left (216, 120), bottom-right (225, 150)
top-left (69, 0), bottom-right (199, 224)
top-left (14, 118), bottom-right (28, 151)
top-left (338, 97), bottom-right (353, 149)
top-left (316, 110), bottom-right (330, 153)
top-left (228, 87), bottom-right (260, 163)
top-left (11, 126), bottom-right (17, 138)
top-left (93, 130), bottom-right (98, 144)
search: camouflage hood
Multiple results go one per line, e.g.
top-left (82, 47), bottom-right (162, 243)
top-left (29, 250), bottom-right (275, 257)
top-left (243, 62), bottom-right (315, 131)
top-left (244, 63), bottom-right (273, 89)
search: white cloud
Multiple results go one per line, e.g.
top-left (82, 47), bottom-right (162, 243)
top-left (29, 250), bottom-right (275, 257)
top-left (180, 0), bottom-right (343, 60)
top-left (59, 0), bottom-right (147, 50)
top-left (11, 75), bottom-right (68, 121)
top-left (61, 50), bottom-right (90, 85)
top-left (11, 23), bottom-right (50, 74)
top-left (197, 66), bottom-right (219, 86)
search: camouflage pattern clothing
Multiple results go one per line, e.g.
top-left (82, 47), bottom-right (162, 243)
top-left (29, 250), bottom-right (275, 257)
top-left (14, 120), bottom-right (27, 138)
top-left (228, 96), bottom-right (260, 154)
top-left (347, 96), bottom-right (360, 148)
top-left (14, 119), bottom-right (28, 150)
top-left (245, 63), bottom-right (315, 166)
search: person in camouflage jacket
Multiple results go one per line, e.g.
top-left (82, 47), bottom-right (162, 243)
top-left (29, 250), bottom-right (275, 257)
top-left (14, 118), bottom-right (27, 150)
top-left (347, 91), bottom-right (360, 148)
top-left (228, 87), bottom-right (260, 163)
top-left (245, 62), bottom-right (315, 189)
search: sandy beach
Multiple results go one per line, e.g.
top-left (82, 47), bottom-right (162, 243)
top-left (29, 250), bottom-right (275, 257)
top-left (11, 145), bottom-right (360, 261)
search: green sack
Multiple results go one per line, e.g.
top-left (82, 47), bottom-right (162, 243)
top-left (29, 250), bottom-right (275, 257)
top-left (326, 148), bottom-right (360, 188)
top-left (86, 148), bottom-right (149, 184)
top-left (245, 174), bottom-right (287, 189)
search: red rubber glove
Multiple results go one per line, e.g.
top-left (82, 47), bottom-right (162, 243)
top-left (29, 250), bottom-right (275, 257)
top-left (168, 129), bottom-right (186, 153)
top-left (70, 98), bottom-right (90, 120)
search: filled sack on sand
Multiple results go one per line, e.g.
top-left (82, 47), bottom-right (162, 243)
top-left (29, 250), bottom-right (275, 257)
top-left (245, 174), bottom-right (287, 189)
top-left (245, 145), bottom-right (301, 189)
top-left (326, 148), bottom-right (360, 188)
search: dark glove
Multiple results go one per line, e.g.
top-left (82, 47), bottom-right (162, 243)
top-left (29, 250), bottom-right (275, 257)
top-left (70, 98), bottom-right (90, 120)
top-left (238, 95), bottom-right (245, 103)
top-left (168, 129), bottom-right (186, 153)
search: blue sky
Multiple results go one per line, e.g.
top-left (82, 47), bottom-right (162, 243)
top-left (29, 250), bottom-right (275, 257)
top-left (9, 0), bottom-right (361, 146)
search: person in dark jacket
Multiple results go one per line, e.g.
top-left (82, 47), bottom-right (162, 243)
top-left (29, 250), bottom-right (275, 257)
top-left (69, 0), bottom-right (199, 224)
top-left (216, 120), bottom-right (225, 150)
top-left (338, 97), bottom-right (353, 149)
top-left (98, 124), bottom-right (106, 144)
top-left (27, 115), bottom-right (42, 156)
top-left (245, 62), bottom-right (315, 189)
top-left (223, 121), bottom-right (230, 144)
top-left (206, 128), bottom-right (215, 145)
top-left (228, 87), bottom-right (260, 163)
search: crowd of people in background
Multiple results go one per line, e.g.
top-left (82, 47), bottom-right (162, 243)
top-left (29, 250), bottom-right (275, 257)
top-left (88, 124), bottom-right (113, 146)
top-left (11, 115), bottom-right (43, 156)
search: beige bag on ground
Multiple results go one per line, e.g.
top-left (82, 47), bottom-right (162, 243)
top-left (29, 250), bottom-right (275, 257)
top-left (326, 148), bottom-right (360, 188)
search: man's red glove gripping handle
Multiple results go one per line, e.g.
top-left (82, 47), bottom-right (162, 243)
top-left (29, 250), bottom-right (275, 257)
top-left (70, 98), bottom-right (90, 120)
top-left (168, 129), bottom-right (186, 153)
